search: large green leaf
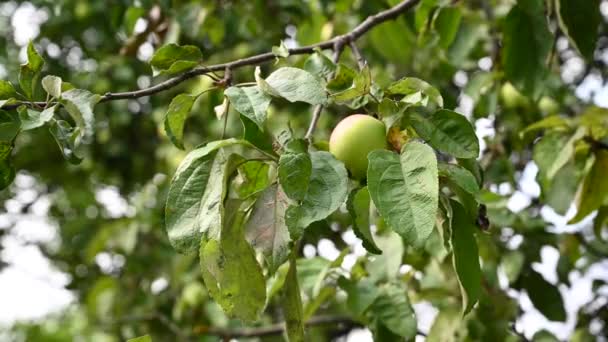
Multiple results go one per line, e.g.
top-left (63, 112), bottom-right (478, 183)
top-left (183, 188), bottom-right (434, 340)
top-left (263, 67), bottom-right (327, 105)
top-left (200, 199), bottom-right (266, 322)
top-left (502, 0), bottom-right (552, 100)
top-left (285, 151), bottom-right (348, 238)
top-left (225, 86), bottom-right (271, 130)
top-left (164, 93), bottom-right (196, 149)
top-left (568, 150), bottom-right (608, 224)
top-left (368, 283), bottom-right (417, 339)
top-left (245, 184), bottom-right (292, 274)
top-left (347, 186), bottom-right (381, 254)
top-left (556, 0), bottom-right (601, 60)
top-left (367, 141), bottom-right (438, 247)
top-left (150, 44), bottom-right (203, 75)
top-left (165, 139), bottom-right (267, 253)
top-left (278, 139), bottom-right (311, 201)
top-left (60, 88), bottom-right (101, 139)
top-left (522, 270), bottom-right (566, 322)
top-left (450, 199), bottom-right (481, 315)
top-left (240, 115), bottom-right (275, 155)
top-left (18, 41), bottom-right (44, 99)
top-left (407, 108), bottom-right (479, 158)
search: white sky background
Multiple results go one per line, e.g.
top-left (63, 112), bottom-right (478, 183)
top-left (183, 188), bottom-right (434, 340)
top-left (2, 1), bottom-right (608, 341)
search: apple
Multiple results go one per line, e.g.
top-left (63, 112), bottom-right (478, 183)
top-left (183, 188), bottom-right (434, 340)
top-left (539, 96), bottom-right (559, 115)
top-left (500, 82), bottom-right (529, 108)
top-left (329, 114), bottom-right (388, 179)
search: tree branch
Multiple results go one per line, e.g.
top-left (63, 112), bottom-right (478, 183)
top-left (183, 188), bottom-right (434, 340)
top-left (193, 315), bottom-right (361, 339)
top-left (3, 0), bottom-right (421, 111)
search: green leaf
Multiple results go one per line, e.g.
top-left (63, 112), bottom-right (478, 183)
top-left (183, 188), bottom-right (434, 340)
top-left (245, 184), bottom-right (292, 274)
top-left (450, 199), bottom-right (481, 315)
top-left (502, 250), bottom-right (525, 284)
top-left (49, 120), bottom-right (83, 164)
top-left (224, 86), bottom-right (271, 130)
top-left (523, 270), bottom-right (566, 322)
top-left (427, 307), bottom-right (461, 342)
top-left (326, 64), bottom-right (357, 93)
top-left (556, 0), bottom-right (601, 60)
top-left (0, 142), bottom-right (15, 190)
top-left (127, 335), bottom-right (151, 342)
top-left (407, 108), bottom-right (479, 158)
top-left (263, 67), bottom-right (327, 105)
top-left (41, 75), bottom-right (62, 98)
top-left (164, 93), bottom-right (196, 149)
top-left (464, 72), bottom-right (495, 103)
top-left (347, 186), bottom-right (382, 254)
top-left (520, 115), bottom-right (570, 140)
top-left (149, 44), bottom-right (202, 75)
top-left (231, 160), bottom-right (270, 199)
top-left (240, 115), bottom-right (275, 155)
top-left (0, 110), bottom-right (21, 142)
top-left (546, 127), bottom-right (585, 180)
top-left (0, 80), bottom-right (17, 99)
top-left (285, 151), bottom-right (348, 239)
top-left (278, 139), bottom-right (311, 201)
top-left (19, 105), bottom-right (56, 131)
top-left (387, 77), bottom-right (443, 107)
top-left (304, 50), bottom-right (336, 80)
top-left (367, 231), bottom-right (404, 282)
top-left (439, 163), bottom-right (480, 194)
top-left (165, 139), bottom-right (267, 253)
top-left (368, 283), bottom-right (417, 339)
top-left (502, 1), bottom-right (552, 100)
top-left (282, 254), bottom-right (305, 342)
top-left (200, 199), bottom-right (266, 322)
top-left (60, 88), bottom-right (101, 139)
top-left (328, 64), bottom-right (371, 102)
top-left (19, 41), bottom-right (44, 99)
top-left (568, 150), bottom-right (608, 223)
top-left (434, 6), bottom-right (462, 48)
top-left (338, 277), bottom-right (380, 317)
top-left (367, 141), bottom-right (438, 247)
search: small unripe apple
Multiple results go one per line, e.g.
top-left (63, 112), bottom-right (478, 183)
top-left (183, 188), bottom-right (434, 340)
top-left (539, 96), bottom-right (559, 115)
top-left (329, 114), bottom-right (388, 179)
top-left (500, 82), bottom-right (529, 108)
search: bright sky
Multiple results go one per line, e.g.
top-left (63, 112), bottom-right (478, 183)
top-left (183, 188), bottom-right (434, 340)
top-left (1, 1), bottom-right (608, 340)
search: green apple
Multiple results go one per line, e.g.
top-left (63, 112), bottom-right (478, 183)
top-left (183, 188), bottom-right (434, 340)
top-left (500, 82), bottom-right (529, 108)
top-left (539, 96), bottom-right (559, 115)
top-left (329, 114), bottom-right (388, 179)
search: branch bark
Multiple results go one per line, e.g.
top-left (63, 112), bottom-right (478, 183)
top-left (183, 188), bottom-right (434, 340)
top-left (3, 0), bottom-right (421, 111)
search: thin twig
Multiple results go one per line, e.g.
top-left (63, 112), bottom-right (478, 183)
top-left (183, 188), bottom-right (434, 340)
top-left (3, 0), bottom-right (421, 111)
top-left (304, 40), bottom-right (347, 139)
top-left (349, 41), bottom-right (366, 70)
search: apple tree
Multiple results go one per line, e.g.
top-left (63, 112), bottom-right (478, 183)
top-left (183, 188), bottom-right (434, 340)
top-left (1, 0), bottom-right (608, 341)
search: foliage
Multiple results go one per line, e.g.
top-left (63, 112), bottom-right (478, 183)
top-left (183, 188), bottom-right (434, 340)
top-left (1, 0), bottom-right (608, 341)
